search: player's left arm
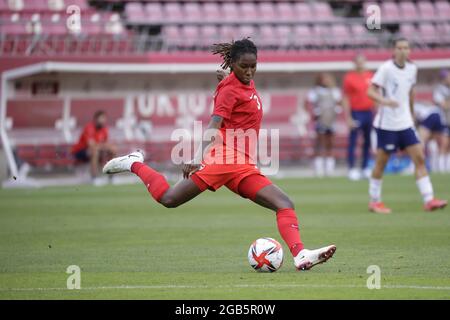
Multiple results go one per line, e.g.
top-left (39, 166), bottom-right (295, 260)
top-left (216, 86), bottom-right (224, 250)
top-left (410, 86), bottom-right (416, 126)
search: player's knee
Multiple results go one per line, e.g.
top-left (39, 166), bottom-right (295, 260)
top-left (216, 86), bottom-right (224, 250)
top-left (276, 196), bottom-right (295, 211)
top-left (159, 194), bottom-right (180, 208)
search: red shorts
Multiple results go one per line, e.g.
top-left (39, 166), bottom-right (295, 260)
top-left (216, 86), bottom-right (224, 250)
top-left (190, 163), bottom-right (272, 200)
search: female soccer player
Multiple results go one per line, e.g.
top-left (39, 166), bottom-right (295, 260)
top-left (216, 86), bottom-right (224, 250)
top-left (306, 73), bottom-right (342, 177)
top-left (103, 39), bottom-right (336, 271)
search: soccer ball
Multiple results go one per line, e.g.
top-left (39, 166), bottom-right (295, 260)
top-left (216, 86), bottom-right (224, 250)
top-left (248, 238), bottom-right (283, 272)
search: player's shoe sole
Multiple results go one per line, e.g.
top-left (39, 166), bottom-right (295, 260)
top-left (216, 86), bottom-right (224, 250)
top-left (296, 245), bottom-right (337, 271)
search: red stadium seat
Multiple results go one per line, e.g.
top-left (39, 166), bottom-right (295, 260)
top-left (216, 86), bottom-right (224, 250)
top-left (200, 25), bottom-right (218, 48)
top-left (381, 2), bottom-right (400, 22)
top-left (418, 23), bottom-right (439, 45)
top-left (218, 25), bottom-right (236, 43)
top-left (236, 25), bottom-right (257, 40)
top-left (163, 25), bottom-right (181, 48)
top-left (180, 25), bottom-right (200, 48)
top-left (293, 2), bottom-right (313, 22)
top-left (239, 2), bottom-right (257, 22)
top-left (399, 1), bottom-right (419, 21)
top-left (276, 2), bottom-right (295, 22)
top-left (125, 2), bottom-right (146, 23)
top-left (145, 3), bottom-right (164, 23)
top-left (435, 1), bottom-right (450, 20)
top-left (203, 2), bottom-right (221, 23)
top-left (291, 25), bottom-right (315, 48)
top-left (399, 23), bottom-right (417, 42)
top-left (259, 2), bottom-right (276, 23)
top-left (417, 1), bottom-right (436, 20)
top-left (184, 2), bottom-right (202, 23)
top-left (164, 2), bottom-right (183, 23)
top-left (275, 25), bottom-right (291, 48)
top-left (311, 1), bottom-right (337, 21)
top-left (329, 24), bottom-right (351, 47)
top-left (258, 25), bottom-right (277, 48)
top-left (222, 2), bottom-right (238, 22)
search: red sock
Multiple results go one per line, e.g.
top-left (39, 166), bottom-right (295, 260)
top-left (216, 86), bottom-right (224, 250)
top-left (276, 208), bottom-right (304, 257)
top-left (131, 162), bottom-right (170, 202)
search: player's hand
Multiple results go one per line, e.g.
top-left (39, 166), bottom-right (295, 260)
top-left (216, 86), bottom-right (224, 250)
top-left (384, 99), bottom-right (399, 108)
top-left (347, 118), bottom-right (358, 129)
top-left (216, 69), bottom-right (229, 82)
top-left (182, 162), bottom-right (201, 179)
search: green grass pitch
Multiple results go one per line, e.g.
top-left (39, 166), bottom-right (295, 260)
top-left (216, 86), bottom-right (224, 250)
top-left (0, 174), bottom-right (449, 299)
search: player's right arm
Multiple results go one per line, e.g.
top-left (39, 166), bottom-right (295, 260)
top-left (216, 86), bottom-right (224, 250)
top-left (368, 63), bottom-right (398, 108)
top-left (367, 84), bottom-right (398, 108)
top-left (182, 115), bottom-right (223, 179)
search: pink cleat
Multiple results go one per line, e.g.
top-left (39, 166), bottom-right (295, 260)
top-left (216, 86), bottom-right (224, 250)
top-left (369, 202), bottom-right (392, 214)
top-left (424, 198), bottom-right (447, 212)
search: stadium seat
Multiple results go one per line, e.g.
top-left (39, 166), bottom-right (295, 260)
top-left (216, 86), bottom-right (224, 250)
top-left (418, 23), bottom-right (439, 45)
top-left (291, 25), bottom-right (315, 49)
top-left (125, 2), bottom-right (145, 23)
top-left (399, 1), bottom-right (419, 21)
top-left (398, 23), bottom-right (417, 43)
top-left (293, 2), bottom-right (314, 22)
top-left (163, 25), bottom-right (181, 49)
top-left (329, 24), bottom-right (352, 48)
top-left (164, 2), bottom-right (183, 23)
top-left (145, 3), bottom-right (164, 24)
top-left (275, 25), bottom-right (291, 49)
top-left (239, 2), bottom-right (257, 22)
top-left (417, 1), bottom-right (436, 20)
top-left (258, 25), bottom-right (277, 48)
top-left (276, 2), bottom-right (295, 22)
top-left (311, 1), bottom-right (337, 21)
top-left (222, 2), bottom-right (239, 23)
top-left (236, 25), bottom-right (257, 41)
top-left (200, 25), bottom-right (218, 48)
top-left (218, 25), bottom-right (236, 43)
top-left (184, 2), bottom-right (202, 22)
top-left (203, 2), bottom-right (221, 22)
top-left (435, 1), bottom-right (450, 20)
top-left (180, 25), bottom-right (200, 49)
top-left (259, 2), bottom-right (276, 23)
top-left (381, 2), bottom-right (400, 22)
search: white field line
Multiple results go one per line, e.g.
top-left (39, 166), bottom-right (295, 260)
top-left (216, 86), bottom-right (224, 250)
top-left (1, 283), bottom-right (450, 292)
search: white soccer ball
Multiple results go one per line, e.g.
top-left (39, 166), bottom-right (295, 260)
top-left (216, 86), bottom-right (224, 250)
top-left (248, 237), bottom-right (284, 272)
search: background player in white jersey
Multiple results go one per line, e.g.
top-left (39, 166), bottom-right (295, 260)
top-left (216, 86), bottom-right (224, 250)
top-left (433, 69), bottom-right (450, 172)
top-left (307, 73), bottom-right (342, 177)
top-left (414, 102), bottom-right (448, 172)
top-left (367, 38), bottom-right (447, 213)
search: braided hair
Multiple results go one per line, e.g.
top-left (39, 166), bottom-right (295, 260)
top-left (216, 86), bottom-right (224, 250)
top-left (211, 38), bottom-right (258, 71)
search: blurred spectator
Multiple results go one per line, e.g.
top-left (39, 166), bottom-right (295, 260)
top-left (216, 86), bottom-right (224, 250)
top-left (342, 54), bottom-right (374, 181)
top-left (71, 111), bottom-right (117, 184)
top-left (414, 102), bottom-right (448, 173)
top-left (105, 13), bottom-right (124, 35)
top-left (433, 69), bottom-right (450, 172)
top-left (8, 0), bottom-right (24, 11)
top-left (307, 73), bottom-right (342, 177)
top-left (26, 14), bottom-right (42, 35)
top-left (48, 0), bottom-right (65, 11)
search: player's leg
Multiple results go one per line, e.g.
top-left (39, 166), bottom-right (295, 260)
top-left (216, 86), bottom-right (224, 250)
top-left (235, 175), bottom-right (336, 270)
top-left (324, 132), bottom-right (335, 176)
top-left (87, 144), bottom-right (100, 177)
top-left (369, 129), bottom-right (392, 213)
top-left (347, 118), bottom-right (360, 180)
top-left (314, 132), bottom-right (326, 177)
top-left (361, 112), bottom-right (373, 178)
top-left (103, 151), bottom-right (205, 207)
top-left (404, 142), bottom-right (447, 211)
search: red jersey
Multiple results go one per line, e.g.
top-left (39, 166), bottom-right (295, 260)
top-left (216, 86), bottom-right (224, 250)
top-left (343, 71), bottom-right (374, 111)
top-left (206, 72), bottom-right (263, 165)
top-left (72, 122), bottom-right (108, 153)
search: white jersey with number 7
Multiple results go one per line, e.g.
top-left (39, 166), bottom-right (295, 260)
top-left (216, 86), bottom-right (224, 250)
top-left (371, 60), bottom-right (418, 131)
